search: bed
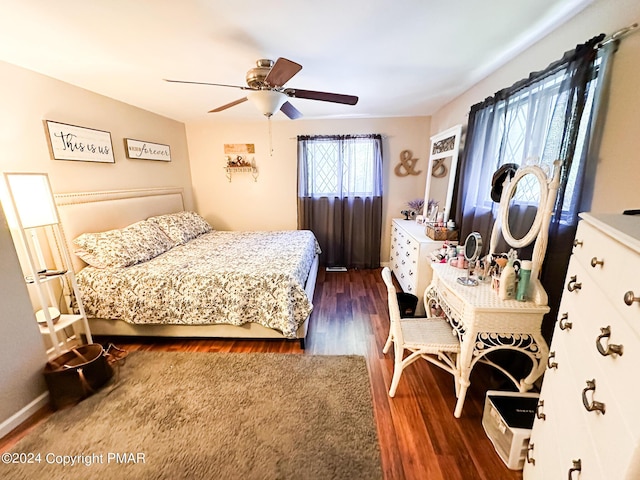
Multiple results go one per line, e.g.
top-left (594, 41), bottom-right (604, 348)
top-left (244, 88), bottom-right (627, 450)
top-left (54, 187), bottom-right (320, 347)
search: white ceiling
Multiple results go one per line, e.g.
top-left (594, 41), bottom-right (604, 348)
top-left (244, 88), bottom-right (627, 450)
top-left (0, 0), bottom-right (594, 123)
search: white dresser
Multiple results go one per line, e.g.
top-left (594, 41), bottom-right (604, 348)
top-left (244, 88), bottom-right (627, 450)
top-left (524, 213), bottom-right (640, 479)
top-left (389, 218), bottom-right (443, 315)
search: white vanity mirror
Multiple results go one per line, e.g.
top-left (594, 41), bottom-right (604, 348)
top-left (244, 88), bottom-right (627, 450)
top-left (501, 168), bottom-right (548, 248)
top-left (422, 124), bottom-right (462, 223)
top-left (489, 160), bottom-right (562, 305)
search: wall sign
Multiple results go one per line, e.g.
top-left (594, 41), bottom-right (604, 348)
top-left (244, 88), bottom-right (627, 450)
top-left (44, 120), bottom-right (115, 163)
top-left (125, 138), bottom-right (171, 161)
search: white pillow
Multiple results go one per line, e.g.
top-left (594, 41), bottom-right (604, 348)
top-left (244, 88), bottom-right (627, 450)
top-left (73, 220), bottom-right (174, 268)
top-left (147, 211), bottom-right (212, 245)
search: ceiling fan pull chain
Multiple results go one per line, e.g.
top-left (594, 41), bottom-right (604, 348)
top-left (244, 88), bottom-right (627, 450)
top-left (268, 116), bottom-right (274, 156)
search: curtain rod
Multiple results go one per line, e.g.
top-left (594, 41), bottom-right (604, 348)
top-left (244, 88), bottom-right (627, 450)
top-left (599, 22), bottom-right (638, 47)
top-left (289, 135), bottom-right (389, 140)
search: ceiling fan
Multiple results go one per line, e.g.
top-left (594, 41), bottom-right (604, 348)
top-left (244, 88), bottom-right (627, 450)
top-left (164, 57), bottom-right (358, 119)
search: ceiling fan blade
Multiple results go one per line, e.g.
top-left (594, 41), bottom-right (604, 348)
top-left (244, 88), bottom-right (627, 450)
top-left (164, 78), bottom-right (249, 90)
top-left (208, 97), bottom-right (248, 113)
top-left (284, 88), bottom-right (358, 105)
top-left (280, 101), bottom-right (303, 120)
top-left (264, 58), bottom-right (302, 87)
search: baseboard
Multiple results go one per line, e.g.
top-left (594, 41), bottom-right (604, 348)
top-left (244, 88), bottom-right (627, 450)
top-left (0, 392), bottom-right (49, 440)
top-left (325, 267), bottom-right (347, 272)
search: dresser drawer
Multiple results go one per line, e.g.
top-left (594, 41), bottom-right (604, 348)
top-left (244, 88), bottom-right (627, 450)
top-left (434, 275), bottom-right (465, 319)
top-left (572, 221), bottom-right (640, 335)
top-left (527, 214), bottom-right (640, 479)
top-left (537, 333), bottom-right (610, 480)
top-left (395, 265), bottom-right (417, 293)
top-left (524, 398), bottom-right (562, 479)
top-left (560, 260), bottom-right (640, 434)
top-left (554, 322), bottom-right (638, 479)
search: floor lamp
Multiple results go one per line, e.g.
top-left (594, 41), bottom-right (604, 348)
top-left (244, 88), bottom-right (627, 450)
top-left (3, 172), bottom-right (91, 356)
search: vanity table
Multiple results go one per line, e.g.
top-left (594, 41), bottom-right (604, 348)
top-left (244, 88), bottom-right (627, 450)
top-left (425, 263), bottom-right (549, 418)
top-left (424, 159), bottom-right (561, 418)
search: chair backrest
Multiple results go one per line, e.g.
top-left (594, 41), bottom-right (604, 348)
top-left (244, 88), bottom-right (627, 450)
top-left (381, 267), bottom-right (404, 343)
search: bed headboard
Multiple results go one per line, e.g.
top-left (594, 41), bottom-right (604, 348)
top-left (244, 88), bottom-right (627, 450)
top-left (54, 187), bottom-right (185, 273)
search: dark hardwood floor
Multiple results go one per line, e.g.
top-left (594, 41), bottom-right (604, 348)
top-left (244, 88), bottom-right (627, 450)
top-left (1, 268), bottom-right (523, 479)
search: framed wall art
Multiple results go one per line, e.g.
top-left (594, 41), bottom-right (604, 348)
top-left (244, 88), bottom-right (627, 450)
top-left (125, 138), bottom-right (171, 161)
top-left (44, 120), bottom-right (115, 163)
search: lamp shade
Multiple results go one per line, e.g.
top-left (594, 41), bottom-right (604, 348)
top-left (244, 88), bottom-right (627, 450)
top-left (247, 90), bottom-right (287, 117)
top-left (4, 173), bottom-right (58, 228)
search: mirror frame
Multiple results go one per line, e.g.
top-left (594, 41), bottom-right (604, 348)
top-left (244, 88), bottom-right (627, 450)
top-left (423, 124), bottom-right (462, 223)
top-left (464, 232), bottom-right (483, 261)
top-left (499, 165), bottom-right (549, 248)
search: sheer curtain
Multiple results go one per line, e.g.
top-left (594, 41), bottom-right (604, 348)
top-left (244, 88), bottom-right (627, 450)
top-left (297, 134), bottom-right (383, 269)
top-left (453, 35), bottom-right (617, 341)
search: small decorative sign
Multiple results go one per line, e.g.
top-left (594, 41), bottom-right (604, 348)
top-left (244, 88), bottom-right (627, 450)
top-left (125, 138), bottom-right (171, 161)
top-left (224, 144), bottom-right (255, 155)
top-left (44, 120), bottom-right (115, 163)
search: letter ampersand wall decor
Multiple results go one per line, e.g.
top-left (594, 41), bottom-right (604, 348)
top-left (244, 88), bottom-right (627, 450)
top-left (394, 150), bottom-right (421, 177)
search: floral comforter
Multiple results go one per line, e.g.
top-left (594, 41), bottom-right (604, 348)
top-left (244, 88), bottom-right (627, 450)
top-left (76, 230), bottom-right (321, 338)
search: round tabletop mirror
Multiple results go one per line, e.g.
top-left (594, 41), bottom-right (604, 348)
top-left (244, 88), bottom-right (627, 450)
top-left (458, 232), bottom-right (483, 286)
top-left (464, 232), bottom-right (483, 262)
top-left (500, 166), bottom-right (549, 248)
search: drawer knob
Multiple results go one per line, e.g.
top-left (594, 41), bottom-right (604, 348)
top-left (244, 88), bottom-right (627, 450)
top-left (535, 400), bottom-right (546, 420)
top-left (567, 276), bottom-right (582, 292)
top-left (590, 257), bottom-right (604, 268)
top-left (526, 443), bottom-right (535, 465)
top-left (582, 379), bottom-right (606, 414)
top-left (547, 351), bottom-right (558, 370)
top-left (568, 459), bottom-right (582, 480)
top-left (559, 312), bottom-right (572, 331)
top-left (624, 291), bottom-right (640, 306)
top-left (573, 239), bottom-right (583, 247)
top-left (596, 325), bottom-right (624, 357)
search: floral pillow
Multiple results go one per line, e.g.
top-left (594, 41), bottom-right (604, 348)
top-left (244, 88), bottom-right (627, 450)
top-left (73, 220), bottom-right (174, 268)
top-left (147, 211), bottom-right (212, 245)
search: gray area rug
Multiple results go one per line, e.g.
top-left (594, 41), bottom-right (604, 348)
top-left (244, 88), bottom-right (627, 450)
top-left (4, 352), bottom-right (382, 480)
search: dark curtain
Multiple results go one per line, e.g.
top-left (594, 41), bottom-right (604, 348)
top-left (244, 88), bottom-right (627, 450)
top-left (297, 134), bottom-right (383, 269)
top-left (452, 35), bottom-right (617, 343)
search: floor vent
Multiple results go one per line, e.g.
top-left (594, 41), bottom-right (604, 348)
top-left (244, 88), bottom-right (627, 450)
top-left (326, 267), bottom-right (348, 272)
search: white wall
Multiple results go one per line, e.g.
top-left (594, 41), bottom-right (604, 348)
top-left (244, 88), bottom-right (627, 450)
top-left (0, 207), bottom-right (48, 436)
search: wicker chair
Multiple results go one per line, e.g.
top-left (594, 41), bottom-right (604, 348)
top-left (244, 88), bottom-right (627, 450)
top-left (381, 267), bottom-right (460, 397)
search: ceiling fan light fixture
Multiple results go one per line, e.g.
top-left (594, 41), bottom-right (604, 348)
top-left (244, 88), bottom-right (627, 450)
top-left (247, 90), bottom-right (287, 117)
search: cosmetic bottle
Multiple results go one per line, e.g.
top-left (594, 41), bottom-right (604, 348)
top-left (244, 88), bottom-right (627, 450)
top-left (499, 251), bottom-right (517, 300)
top-left (516, 260), bottom-right (532, 301)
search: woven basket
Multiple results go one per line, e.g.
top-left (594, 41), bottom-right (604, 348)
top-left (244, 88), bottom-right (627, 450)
top-left (425, 223), bottom-right (459, 241)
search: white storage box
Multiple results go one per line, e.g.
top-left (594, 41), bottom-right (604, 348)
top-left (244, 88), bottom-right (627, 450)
top-left (482, 390), bottom-right (539, 470)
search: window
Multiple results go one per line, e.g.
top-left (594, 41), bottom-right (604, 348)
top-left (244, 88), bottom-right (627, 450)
top-left (298, 135), bottom-right (383, 198)
top-left (297, 134), bottom-right (383, 269)
top-left (465, 57), bottom-right (600, 224)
